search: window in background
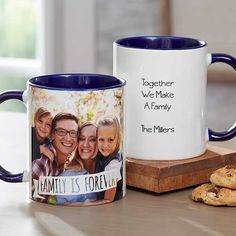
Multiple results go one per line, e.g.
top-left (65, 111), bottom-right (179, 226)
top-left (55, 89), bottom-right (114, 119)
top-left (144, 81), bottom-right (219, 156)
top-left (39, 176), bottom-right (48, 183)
top-left (0, 0), bottom-right (40, 112)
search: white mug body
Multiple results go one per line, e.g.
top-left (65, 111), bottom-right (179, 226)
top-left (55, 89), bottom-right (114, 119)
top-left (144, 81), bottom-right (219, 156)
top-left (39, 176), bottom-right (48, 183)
top-left (114, 37), bottom-right (209, 160)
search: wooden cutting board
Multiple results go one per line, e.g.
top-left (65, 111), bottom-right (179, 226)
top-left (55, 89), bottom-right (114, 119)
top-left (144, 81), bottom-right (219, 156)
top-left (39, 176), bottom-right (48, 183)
top-left (126, 144), bottom-right (236, 193)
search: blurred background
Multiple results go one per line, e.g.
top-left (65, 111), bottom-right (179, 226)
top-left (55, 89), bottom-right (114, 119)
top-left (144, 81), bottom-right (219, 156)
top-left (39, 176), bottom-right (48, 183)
top-left (0, 0), bottom-right (236, 132)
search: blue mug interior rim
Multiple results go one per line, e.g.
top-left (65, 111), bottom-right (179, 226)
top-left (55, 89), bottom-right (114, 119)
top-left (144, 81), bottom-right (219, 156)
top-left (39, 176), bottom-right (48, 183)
top-left (28, 73), bottom-right (126, 91)
top-left (115, 36), bottom-right (207, 50)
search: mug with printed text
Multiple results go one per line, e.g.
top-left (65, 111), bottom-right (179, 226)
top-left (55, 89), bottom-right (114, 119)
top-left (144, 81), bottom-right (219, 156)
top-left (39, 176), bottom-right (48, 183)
top-left (0, 74), bottom-right (126, 206)
top-left (113, 36), bottom-right (236, 160)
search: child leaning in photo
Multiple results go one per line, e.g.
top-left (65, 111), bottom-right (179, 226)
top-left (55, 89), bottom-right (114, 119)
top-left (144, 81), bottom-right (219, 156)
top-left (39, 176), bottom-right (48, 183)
top-left (55, 155), bottom-right (97, 205)
top-left (32, 107), bottom-right (53, 161)
top-left (95, 116), bottom-right (123, 202)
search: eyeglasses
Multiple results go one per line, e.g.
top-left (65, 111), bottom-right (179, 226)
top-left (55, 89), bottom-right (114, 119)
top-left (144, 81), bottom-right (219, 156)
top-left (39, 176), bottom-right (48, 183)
top-left (54, 128), bottom-right (78, 138)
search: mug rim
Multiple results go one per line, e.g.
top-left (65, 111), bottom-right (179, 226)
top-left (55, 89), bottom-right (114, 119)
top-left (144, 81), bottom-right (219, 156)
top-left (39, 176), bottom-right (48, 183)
top-left (28, 73), bottom-right (126, 91)
top-left (115, 36), bottom-right (207, 50)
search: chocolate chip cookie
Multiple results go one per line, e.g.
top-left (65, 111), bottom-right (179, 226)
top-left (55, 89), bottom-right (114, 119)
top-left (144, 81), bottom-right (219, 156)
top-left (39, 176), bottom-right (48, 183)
top-left (192, 183), bottom-right (222, 206)
top-left (192, 183), bottom-right (236, 206)
top-left (210, 165), bottom-right (236, 190)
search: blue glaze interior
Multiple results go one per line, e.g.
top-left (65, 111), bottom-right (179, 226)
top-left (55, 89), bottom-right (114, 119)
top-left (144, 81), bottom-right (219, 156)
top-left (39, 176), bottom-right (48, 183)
top-left (28, 74), bottom-right (125, 90)
top-left (116, 36), bottom-right (206, 50)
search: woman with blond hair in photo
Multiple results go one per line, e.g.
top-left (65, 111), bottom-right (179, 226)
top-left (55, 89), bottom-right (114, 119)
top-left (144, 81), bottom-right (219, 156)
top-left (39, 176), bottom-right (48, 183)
top-left (77, 122), bottom-right (98, 173)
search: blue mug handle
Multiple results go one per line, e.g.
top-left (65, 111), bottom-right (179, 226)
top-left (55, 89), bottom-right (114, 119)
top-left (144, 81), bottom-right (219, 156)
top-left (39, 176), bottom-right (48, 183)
top-left (208, 53), bottom-right (236, 141)
top-left (0, 90), bottom-right (25, 182)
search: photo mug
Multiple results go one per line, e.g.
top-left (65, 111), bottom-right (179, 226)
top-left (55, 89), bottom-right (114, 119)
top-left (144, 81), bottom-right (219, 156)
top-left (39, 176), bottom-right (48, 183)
top-left (0, 74), bottom-right (126, 206)
top-left (113, 36), bottom-right (236, 160)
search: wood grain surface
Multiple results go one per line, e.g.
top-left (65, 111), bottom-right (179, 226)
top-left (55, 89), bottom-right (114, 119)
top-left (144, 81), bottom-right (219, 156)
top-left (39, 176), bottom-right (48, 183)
top-left (126, 144), bottom-right (236, 193)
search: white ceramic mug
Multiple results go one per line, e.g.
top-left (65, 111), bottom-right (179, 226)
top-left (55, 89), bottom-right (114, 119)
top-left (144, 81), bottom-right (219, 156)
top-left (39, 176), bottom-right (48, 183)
top-left (113, 36), bottom-right (236, 160)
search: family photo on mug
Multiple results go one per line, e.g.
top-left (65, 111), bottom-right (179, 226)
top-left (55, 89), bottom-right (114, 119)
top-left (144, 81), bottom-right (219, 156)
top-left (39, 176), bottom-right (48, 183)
top-left (30, 86), bottom-right (124, 206)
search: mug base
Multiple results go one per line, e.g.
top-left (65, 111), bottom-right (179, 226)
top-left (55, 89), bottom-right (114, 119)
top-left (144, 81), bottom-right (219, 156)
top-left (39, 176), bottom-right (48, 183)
top-left (29, 192), bottom-right (126, 207)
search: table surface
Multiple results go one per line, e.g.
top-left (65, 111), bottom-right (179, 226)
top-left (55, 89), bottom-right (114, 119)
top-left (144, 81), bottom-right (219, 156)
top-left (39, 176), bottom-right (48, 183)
top-left (1, 112), bottom-right (236, 236)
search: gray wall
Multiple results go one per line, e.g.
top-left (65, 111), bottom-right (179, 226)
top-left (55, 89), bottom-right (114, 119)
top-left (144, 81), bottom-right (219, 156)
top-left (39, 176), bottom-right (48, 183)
top-left (207, 82), bottom-right (236, 132)
top-left (95, 0), bottom-right (161, 74)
